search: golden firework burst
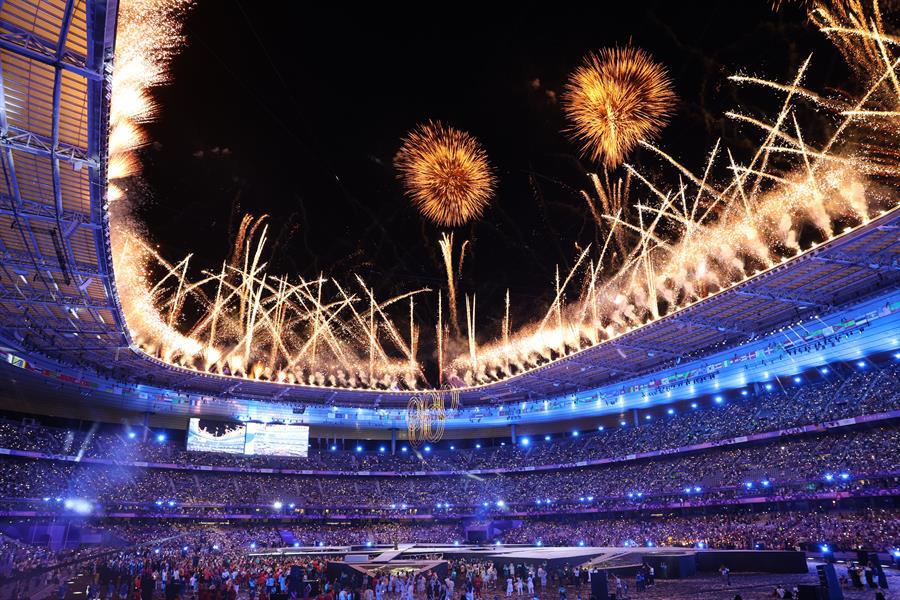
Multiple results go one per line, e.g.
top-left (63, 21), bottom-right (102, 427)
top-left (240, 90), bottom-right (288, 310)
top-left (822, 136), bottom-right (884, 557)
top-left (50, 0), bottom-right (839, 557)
top-left (563, 46), bottom-right (676, 167)
top-left (395, 121), bottom-right (496, 227)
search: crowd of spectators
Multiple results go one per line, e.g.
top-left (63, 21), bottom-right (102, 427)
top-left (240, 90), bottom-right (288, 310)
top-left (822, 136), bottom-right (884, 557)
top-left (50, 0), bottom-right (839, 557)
top-left (0, 362), bottom-right (897, 476)
top-left (0, 424), bottom-right (895, 517)
top-left (503, 509), bottom-right (900, 553)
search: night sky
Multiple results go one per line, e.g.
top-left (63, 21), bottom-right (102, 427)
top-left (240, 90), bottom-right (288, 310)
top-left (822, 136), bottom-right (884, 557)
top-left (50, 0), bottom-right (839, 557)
top-left (135, 1), bottom-right (843, 349)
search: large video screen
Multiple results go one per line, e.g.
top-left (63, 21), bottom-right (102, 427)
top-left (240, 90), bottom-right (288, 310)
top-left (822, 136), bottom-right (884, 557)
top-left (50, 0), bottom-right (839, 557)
top-left (244, 422), bottom-right (310, 458)
top-left (186, 418), bottom-right (246, 454)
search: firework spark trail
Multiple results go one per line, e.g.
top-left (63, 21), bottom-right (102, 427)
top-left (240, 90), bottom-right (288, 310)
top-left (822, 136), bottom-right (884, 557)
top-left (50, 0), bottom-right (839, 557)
top-left (450, 2), bottom-right (898, 385)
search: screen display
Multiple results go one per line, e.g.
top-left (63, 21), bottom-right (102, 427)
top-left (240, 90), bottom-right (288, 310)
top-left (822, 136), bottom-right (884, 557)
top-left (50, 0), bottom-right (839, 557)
top-left (186, 418), bottom-right (246, 454)
top-left (244, 422), bottom-right (310, 457)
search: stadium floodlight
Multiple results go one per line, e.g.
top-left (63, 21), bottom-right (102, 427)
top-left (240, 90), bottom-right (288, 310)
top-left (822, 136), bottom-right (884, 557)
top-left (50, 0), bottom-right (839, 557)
top-left (63, 498), bottom-right (92, 515)
top-left (273, 501), bottom-right (283, 510)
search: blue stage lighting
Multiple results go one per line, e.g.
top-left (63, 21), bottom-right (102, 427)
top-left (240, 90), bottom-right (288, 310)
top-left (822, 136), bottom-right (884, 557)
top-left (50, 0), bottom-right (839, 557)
top-left (793, 376), bottom-right (801, 383)
top-left (127, 431), bottom-right (136, 439)
top-left (520, 437), bottom-right (530, 446)
top-left (765, 383), bottom-right (773, 390)
top-left (691, 403), bottom-right (698, 409)
top-left (571, 430), bottom-right (579, 437)
top-left (356, 445), bottom-right (362, 452)
top-left (667, 408), bottom-right (674, 415)
top-left (378, 446), bottom-right (385, 453)
top-left (156, 433), bottom-right (166, 442)
top-left (824, 474), bottom-right (834, 482)
top-left (544, 435), bottom-right (551, 441)
top-left (714, 396), bottom-right (723, 403)
top-left (857, 361), bottom-right (866, 368)
top-left (401, 446), bottom-right (408, 452)
top-left (424, 445), bottom-right (431, 452)
top-left (840, 473), bottom-right (850, 480)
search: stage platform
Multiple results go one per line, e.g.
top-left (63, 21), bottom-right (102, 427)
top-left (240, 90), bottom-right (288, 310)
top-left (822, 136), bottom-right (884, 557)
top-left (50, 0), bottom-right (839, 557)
top-left (248, 543), bottom-right (809, 575)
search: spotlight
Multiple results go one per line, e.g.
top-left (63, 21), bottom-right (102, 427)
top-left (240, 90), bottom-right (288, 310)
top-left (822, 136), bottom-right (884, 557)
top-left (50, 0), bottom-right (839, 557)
top-left (667, 408), bottom-right (674, 415)
top-left (424, 445), bottom-right (431, 452)
top-left (857, 361), bottom-right (866, 368)
top-left (740, 390), bottom-right (748, 396)
top-left (156, 433), bottom-right (166, 442)
top-left (330, 445), bottom-right (337, 451)
top-left (273, 501), bottom-right (283, 510)
top-left (379, 446), bottom-right (386, 453)
top-left (840, 473), bottom-right (850, 480)
top-left (690, 403), bottom-right (698, 409)
top-left (127, 431), bottom-right (136, 439)
top-left (821, 367), bottom-right (829, 374)
top-left (496, 500), bottom-right (505, 507)
top-left (793, 376), bottom-right (801, 384)
top-left (475, 443), bottom-right (481, 449)
top-left (544, 435), bottom-right (551, 441)
top-left (520, 437), bottom-right (530, 446)
top-left (401, 446), bottom-right (408, 452)
top-left (645, 414), bottom-right (652, 420)
top-left (764, 383), bottom-right (773, 391)
top-left (356, 445), bottom-right (363, 452)
top-left (571, 430), bottom-right (579, 437)
top-left (714, 396), bottom-right (723, 403)
top-left (597, 426), bottom-right (604, 431)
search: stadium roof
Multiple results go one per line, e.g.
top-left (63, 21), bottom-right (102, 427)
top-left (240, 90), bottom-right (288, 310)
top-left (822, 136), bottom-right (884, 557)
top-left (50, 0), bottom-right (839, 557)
top-left (0, 0), bottom-right (897, 410)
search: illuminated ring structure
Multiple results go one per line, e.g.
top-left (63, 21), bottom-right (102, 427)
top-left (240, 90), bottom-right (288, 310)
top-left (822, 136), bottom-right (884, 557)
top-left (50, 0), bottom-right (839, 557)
top-left (406, 386), bottom-right (460, 448)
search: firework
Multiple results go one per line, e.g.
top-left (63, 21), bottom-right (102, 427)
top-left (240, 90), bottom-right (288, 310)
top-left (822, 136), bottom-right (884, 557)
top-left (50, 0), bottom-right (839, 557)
top-left (563, 46), bottom-right (676, 167)
top-left (395, 121), bottom-right (496, 227)
top-left (109, 0), bottom-right (898, 393)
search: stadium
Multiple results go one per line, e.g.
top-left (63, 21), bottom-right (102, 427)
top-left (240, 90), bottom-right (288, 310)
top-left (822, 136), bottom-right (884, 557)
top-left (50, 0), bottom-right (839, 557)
top-left (0, 0), bottom-right (897, 599)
